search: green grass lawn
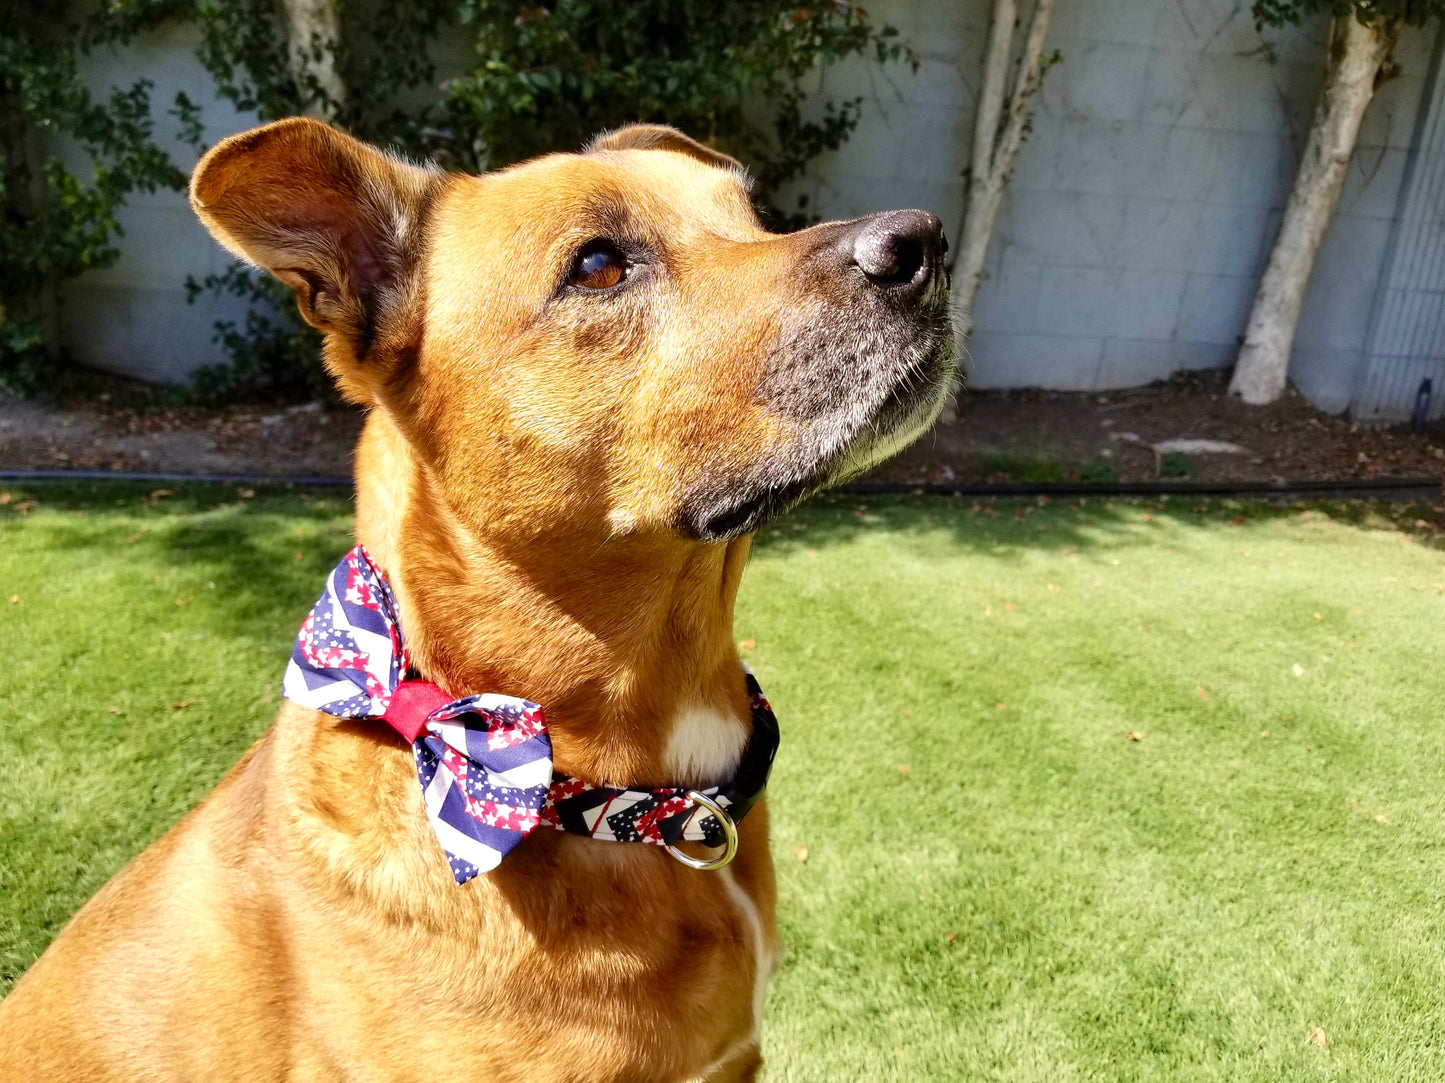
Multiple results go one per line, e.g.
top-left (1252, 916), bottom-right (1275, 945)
top-left (3, 483), bottom-right (1444, 1080)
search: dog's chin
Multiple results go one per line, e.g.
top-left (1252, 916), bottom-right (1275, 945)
top-left (830, 356), bottom-right (954, 484)
top-left (681, 341), bottom-right (956, 542)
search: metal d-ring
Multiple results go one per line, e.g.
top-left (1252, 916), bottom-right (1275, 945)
top-left (664, 790), bottom-right (739, 871)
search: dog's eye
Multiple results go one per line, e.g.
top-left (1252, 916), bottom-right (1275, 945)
top-left (569, 241), bottom-right (628, 290)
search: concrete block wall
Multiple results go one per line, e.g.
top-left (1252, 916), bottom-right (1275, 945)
top-left (782, 0), bottom-right (1439, 409)
top-left (55, 1), bottom-right (1443, 412)
top-left (57, 23), bottom-right (257, 385)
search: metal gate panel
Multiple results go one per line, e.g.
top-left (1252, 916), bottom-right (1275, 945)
top-left (1354, 23), bottom-right (1445, 422)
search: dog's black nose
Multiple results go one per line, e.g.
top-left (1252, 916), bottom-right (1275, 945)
top-left (849, 209), bottom-right (944, 297)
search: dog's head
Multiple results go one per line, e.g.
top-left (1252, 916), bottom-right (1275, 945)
top-left (192, 119), bottom-right (955, 541)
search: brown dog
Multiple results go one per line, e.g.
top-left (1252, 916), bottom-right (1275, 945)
top-left (0, 118), bottom-right (953, 1080)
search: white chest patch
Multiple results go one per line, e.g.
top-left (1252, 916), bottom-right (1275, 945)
top-left (662, 703), bottom-right (747, 788)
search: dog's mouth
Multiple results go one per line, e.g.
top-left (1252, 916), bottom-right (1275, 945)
top-left (693, 477), bottom-right (819, 540)
top-left (682, 325), bottom-right (957, 541)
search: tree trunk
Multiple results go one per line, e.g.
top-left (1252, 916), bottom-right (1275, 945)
top-left (281, 0), bottom-right (345, 119)
top-left (1229, 15), bottom-right (1398, 405)
top-left (954, 0), bottom-right (1056, 318)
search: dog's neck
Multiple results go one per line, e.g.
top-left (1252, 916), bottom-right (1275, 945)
top-left (352, 412), bottom-right (754, 790)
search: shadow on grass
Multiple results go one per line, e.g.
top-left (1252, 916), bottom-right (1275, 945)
top-left (756, 490), bottom-right (1445, 558)
top-left (0, 481), bottom-right (354, 643)
top-left (4, 481), bottom-right (1442, 639)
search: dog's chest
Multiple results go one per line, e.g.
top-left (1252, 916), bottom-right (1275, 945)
top-left (290, 848), bottom-right (769, 1081)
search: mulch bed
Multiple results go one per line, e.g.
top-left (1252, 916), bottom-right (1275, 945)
top-left (879, 371), bottom-right (1445, 487)
top-left (2, 370), bottom-right (1441, 490)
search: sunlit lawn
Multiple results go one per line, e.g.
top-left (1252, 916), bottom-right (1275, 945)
top-left (2, 483), bottom-right (1444, 1080)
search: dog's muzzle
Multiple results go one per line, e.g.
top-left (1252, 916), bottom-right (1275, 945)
top-left (678, 208), bottom-right (957, 541)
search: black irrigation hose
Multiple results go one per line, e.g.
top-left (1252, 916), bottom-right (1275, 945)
top-left (0, 469), bottom-right (352, 487)
top-left (0, 469), bottom-right (1440, 502)
top-left (839, 476), bottom-right (1444, 502)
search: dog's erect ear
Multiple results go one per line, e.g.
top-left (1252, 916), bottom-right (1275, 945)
top-left (586, 124), bottom-right (745, 175)
top-left (190, 118), bottom-right (439, 392)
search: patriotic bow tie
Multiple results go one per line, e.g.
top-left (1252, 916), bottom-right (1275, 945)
top-left (282, 546), bottom-right (778, 884)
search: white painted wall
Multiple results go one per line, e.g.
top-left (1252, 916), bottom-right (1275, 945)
top-left (57, 1), bottom-right (1443, 417)
top-left (57, 22), bottom-right (257, 384)
top-left (781, 0), bottom-right (1438, 412)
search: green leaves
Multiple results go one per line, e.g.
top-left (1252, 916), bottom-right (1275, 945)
top-left (0, 0), bottom-right (907, 401)
top-left (176, 0), bottom-right (906, 401)
top-left (431, 0), bottom-right (905, 219)
top-left (0, 1), bottom-right (186, 393)
top-left (1252, 0), bottom-right (1445, 29)
top-left (184, 266), bottom-right (328, 406)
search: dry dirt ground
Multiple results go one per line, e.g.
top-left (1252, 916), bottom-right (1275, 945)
top-left (1, 371), bottom-right (1442, 488)
top-left (885, 371), bottom-right (1445, 486)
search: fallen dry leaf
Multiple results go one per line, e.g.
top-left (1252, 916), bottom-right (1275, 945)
top-left (1195, 685), bottom-right (1210, 700)
top-left (1292, 663), bottom-right (1305, 677)
top-left (794, 846), bottom-right (809, 863)
top-left (1124, 731), bottom-right (1143, 742)
top-left (294, 553), bottom-right (304, 561)
top-left (174, 597), bottom-right (189, 607)
top-left (1309, 1026), bottom-right (1329, 1049)
top-left (897, 764), bottom-right (910, 775)
top-left (0, 492), bottom-right (9, 504)
top-left (171, 699), bottom-right (196, 711)
top-left (1373, 813), bottom-right (1388, 824)
top-left (7, 594), bottom-right (19, 606)
top-left (945, 933), bottom-right (956, 944)
top-left (1313, 612), bottom-right (1323, 621)
top-left (736, 638), bottom-right (756, 654)
top-left (1259, 730), bottom-right (1269, 739)
top-left (109, 706), bottom-right (123, 716)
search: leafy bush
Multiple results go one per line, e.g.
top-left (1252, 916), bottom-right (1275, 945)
top-left (181, 0), bottom-right (908, 402)
top-left (183, 266), bottom-right (327, 405)
top-left (433, 1), bottom-right (908, 219)
top-left (1159, 452), bottom-right (1195, 478)
top-left (0, 1), bottom-right (187, 394)
top-left (1251, 0), bottom-right (1445, 29)
top-left (180, 0), bottom-right (455, 403)
top-left (3, 1), bottom-right (907, 402)
top-left (1078, 459), bottom-right (1117, 484)
top-left (979, 453), bottom-right (1063, 484)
